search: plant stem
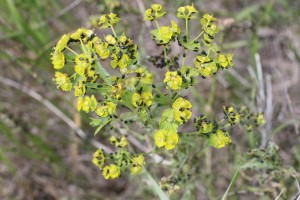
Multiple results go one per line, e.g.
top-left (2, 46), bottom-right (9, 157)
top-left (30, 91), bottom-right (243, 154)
top-left (163, 46), bottom-right (169, 71)
top-left (192, 31), bottom-right (204, 42)
top-left (155, 20), bottom-right (160, 28)
top-left (185, 19), bottom-right (189, 39)
top-left (143, 169), bottom-right (170, 200)
top-left (110, 25), bottom-right (117, 37)
top-left (65, 46), bottom-right (78, 55)
top-left (181, 49), bottom-right (187, 67)
top-left (221, 167), bottom-right (240, 200)
top-left (208, 76), bottom-right (217, 106)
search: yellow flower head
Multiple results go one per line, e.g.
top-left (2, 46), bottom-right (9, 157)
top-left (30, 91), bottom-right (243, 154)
top-left (95, 102), bottom-right (117, 118)
top-left (209, 129), bottom-right (231, 148)
top-left (74, 81), bottom-right (86, 97)
top-left (53, 72), bottom-right (72, 91)
top-left (151, 26), bottom-right (174, 45)
top-left (154, 129), bottom-right (179, 150)
top-left (177, 5), bottom-right (198, 19)
top-left (172, 97), bottom-right (192, 123)
top-left (144, 4), bottom-right (166, 21)
top-left (98, 13), bottom-right (120, 29)
top-left (164, 71), bottom-right (182, 90)
top-left (93, 37), bottom-right (110, 59)
top-left (216, 54), bottom-right (229, 69)
top-left (92, 149), bottom-right (105, 169)
top-left (130, 154), bottom-right (145, 174)
top-left (109, 136), bottom-right (128, 148)
top-left (135, 68), bottom-right (153, 85)
top-left (105, 34), bottom-right (117, 45)
top-left (70, 28), bottom-right (94, 42)
top-left (51, 51), bottom-right (65, 70)
top-left (75, 53), bottom-right (92, 69)
top-left (255, 113), bottom-right (266, 126)
top-left (55, 34), bottom-right (70, 52)
top-left (78, 95), bottom-right (97, 113)
top-left (102, 164), bottom-right (121, 179)
top-left (111, 83), bottom-right (125, 100)
top-left (223, 106), bottom-right (240, 125)
top-left (119, 54), bottom-right (131, 69)
top-left (132, 92), bottom-right (153, 108)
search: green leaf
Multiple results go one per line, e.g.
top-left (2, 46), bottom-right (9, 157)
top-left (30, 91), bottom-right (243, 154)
top-left (90, 117), bottom-right (112, 135)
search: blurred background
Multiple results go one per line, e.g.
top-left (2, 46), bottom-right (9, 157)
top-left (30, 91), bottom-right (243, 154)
top-left (0, 0), bottom-right (300, 199)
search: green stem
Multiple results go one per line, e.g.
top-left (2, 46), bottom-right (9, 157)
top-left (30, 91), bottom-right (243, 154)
top-left (221, 167), bottom-right (240, 200)
top-left (65, 46), bottom-right (78, 56)
top-left (192, 31), bottom-right (204, 42)
top-left (181, 49), bottom-right (187, 67)
top-left (185, 18), bottom-right (189, 39)
top-left (143, 169), bottom-right (169, 200)
top-left (163, 46), bottom-right (168, 70)
top-left (184, 131), bottom-right (200, 135)
top-left (110, 25), bottom-right (117, 37)
top-left (155, 20), bottom-right (160, 28)
top-left (208, 76), bottom-right (217, 106)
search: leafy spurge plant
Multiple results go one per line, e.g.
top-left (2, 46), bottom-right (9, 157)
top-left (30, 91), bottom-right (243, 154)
top-left (51, 3), bottom-right (266, 194)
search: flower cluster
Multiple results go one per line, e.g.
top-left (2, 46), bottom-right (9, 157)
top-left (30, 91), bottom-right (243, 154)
top-left (155, 97), bottom-right (192, 150)
top-left (144, 4), bottom-right (166, 21)
top-left (51, 4), bottom-right (241, 186)
top-left (92, 146), bottom-right (146, 179)
top-left (194, 106), bottom-right (266, 148)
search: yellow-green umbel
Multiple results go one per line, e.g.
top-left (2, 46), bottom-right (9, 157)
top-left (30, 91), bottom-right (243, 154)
top-left (172, 97), bottom-right (192, 123)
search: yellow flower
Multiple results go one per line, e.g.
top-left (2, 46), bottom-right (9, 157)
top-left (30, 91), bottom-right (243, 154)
top-left (216, 54), bottom-right (229, 69)
top-left (151, 4), bottom-right (162, 11)
top-left (98, 13), bottom-right (120, 29)
top-left (227, 54), bottom-right (233, 67)
top-left (135, 68), bottom-right (153, 85)
top-left (255, 113), bottom-right (266, 126)
top-left (92, 149), bottom-right (105, 169)
top-left (119, 54), bottom-right (131, 69)
top-left (94, 38), bottom-right (110, 59)
top-left (74, 65), bottom-right (86, 76)
top-left (172, 97), bottom-right (192, 123)
top-left (53, 72), bottom-right (72, 91)
top-left (55, 34), bottom-right (69, 52)
top-left (74, 81), bottom-right (86, 97)
top-left (109, 136), bottom-right (128, 147)
top-left (144, 4), bottom-right (166, 21)
top-left (158, 26), bottom-right (173, 42)
top-left (75, 53), bottom-right (92, 68)
top-left (78, 95), bottom-right (97, 112)
top-left (164, 71), bottom-right (182, 90)
top-left (177, 5), bottom-right (198, 19)
top-left (131, 92), bottom-right (153, 108)
top-left (154, 129), bottom-right (179, 150)
top-left (102, 164), bottom-right (121, 179)
top-left (70, 28), bottom-right (94, 42)
top-left (105, 34), bottom-right (117, 45)
top-left (209, 129), bottom-right (231, 148)
top-left (111, 83), bottom-right (124, 100)
top-left (130, 155), bottom-right (145, 174)
top-left (51, 51), bottom-right (65, 70)
top-left (223, 106), bottom-right (240, 125)
top-left (95, 102), bottom-right (117, 117)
